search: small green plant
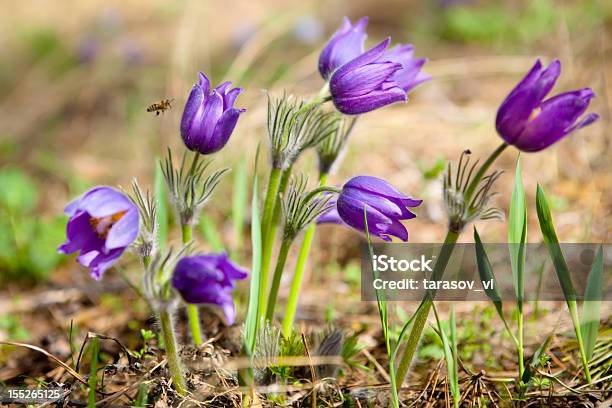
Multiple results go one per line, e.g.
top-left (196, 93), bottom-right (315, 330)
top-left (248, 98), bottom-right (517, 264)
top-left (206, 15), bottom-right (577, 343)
top-left (133, 329), bottom-right (156, 359)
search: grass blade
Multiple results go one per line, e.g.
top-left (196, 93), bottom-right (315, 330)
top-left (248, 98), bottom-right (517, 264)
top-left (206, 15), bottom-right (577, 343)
top-left (154, 160), bottom-right (168, 250)
top-left (536, 184), bottom-right (590, 383)
top-left (232, 157), bottom-right (249, 261)
top-left (433, 305), bottom-right (459, 408)
top-left (581, 246), bottom-right (603, 361)
top-left (87, 337), bottom-right (99, 408)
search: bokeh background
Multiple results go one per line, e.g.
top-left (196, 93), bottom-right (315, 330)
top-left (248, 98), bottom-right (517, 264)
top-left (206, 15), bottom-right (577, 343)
top-left (0, 0), bottom-right (610, 346)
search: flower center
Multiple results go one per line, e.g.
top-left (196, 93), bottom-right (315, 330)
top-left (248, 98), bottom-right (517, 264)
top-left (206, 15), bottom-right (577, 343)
top-left (528, 107), bottom-right (542, 122)
top-left (89, 211), bottom-right (127, 239)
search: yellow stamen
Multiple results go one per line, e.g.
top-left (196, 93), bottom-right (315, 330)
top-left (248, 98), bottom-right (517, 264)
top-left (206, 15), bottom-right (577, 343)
top-left (89, 210), bottom-right (127, 239)
top-left (528, 107), bottom-right (542, 122)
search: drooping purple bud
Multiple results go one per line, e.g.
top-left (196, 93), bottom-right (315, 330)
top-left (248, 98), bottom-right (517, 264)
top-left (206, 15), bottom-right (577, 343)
top-left (171, 253), bottom-right (248, 325)
top-left (318, 176), bottom-right (422, 241)
top-left (496, 59), bottom-right (598, 152)
top-left (180, 72), bottom-right (246, 155)
top-left (318, 16), bottom-right (368, 80)
top-left (58, 186), bottom-right (140, 280)
top-left (328, 38), bottom-right (408, 115)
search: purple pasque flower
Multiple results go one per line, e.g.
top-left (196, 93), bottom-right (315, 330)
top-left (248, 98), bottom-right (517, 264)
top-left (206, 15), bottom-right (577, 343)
top-left (58, 186), bottom-right (139, 280)
top-left (318, 176), bottom-right (422, 242)
top-left (496, 59), bottom-right (599, 152)
top-left (180, 72), bottom-right (246, 155)
top-left (171, 253), bottom-right (248, 325)
top-left (383, 44), bottom-right (430, 93)
top-left (319, 16), bottom-right (368, 80)
top-left (329, 38), bottom-right (408, 115)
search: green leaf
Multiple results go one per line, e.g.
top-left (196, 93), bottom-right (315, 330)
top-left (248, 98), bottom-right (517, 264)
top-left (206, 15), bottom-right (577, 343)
top-left (508, 157), bottom-right (527, 302)
top-left (521, 333), bottom-right (553, 384)
top-left (232, 157), bottom-right (248, 260)
top-left (154, 161), bottom-right (168, 250)
top-left (0, 168), bottom-right (38, 213)
top-left (474, 228), bottom-right (503, 313)
top-left (535, 184), bottom-right (576, 301)
top-left (581, 246), bottom-right (603, 361)
top-left (536, 184), bottom-right (591, 382)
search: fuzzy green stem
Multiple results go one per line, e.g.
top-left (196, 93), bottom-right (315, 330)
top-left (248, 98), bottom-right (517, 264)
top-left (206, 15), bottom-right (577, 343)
top-left (464, 143), bottom-right (508, 200)
top-left (517, 302), bottom-right (525, 382)
top-left (395, 230), bottom-right (459, 390)
top-left (395, 143), bottom-right (508, 390)
top-left (181, 223), bottom-right (192, 242)
top-left (259, 167), bottom-right (283, 321)
top-left (181, 223), bottom-right (203, 346)
top-left (282, 173), bottom-right (328, 337)
top-left (265, 165), bottom-right (293, 279)
top-left (265, 236), bottom-right (293, 321)
top-left (568, 300), bottom-right (592, 383)
top-left (159, 309), bottom-right (187, 396)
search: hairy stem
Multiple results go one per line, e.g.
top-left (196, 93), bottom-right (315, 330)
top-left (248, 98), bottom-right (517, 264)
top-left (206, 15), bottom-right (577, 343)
top-left (265, 236), bottom-right (293, 322)
top-left (568, 300), bottom-right (592, 383)
top-left (464, 143), bottom-right (508, 201)
top-left (159, 309), bottom-right (187, 396)
top-left (395, 230), bottom-right (459, 389)
top-left (517, 302), bottom-right (524, 382)
top-left (395, 142), bottom-right (508, 390)
top-left (259, 167), bottom-right (283, 320)
top-left (282, 173), bottom-right (328, 337)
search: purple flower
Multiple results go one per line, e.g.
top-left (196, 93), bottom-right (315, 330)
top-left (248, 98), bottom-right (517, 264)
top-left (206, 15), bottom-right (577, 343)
top-left (58, 186), bottom-right (139, 280)
top-left (383, 44), bottom-right (430, 93)
top-left (171, 253), bottom-right (248, 325)
top-left (180, 72), bottom-right (246, 155)
top-left (329, 38), bottom-right (408, 115)
top-left (496, 59), bottom-right (599, 152)
top-left (318, 176), bottom-right (422, 241)
top-left (319, 16), bottom-right (368, 80)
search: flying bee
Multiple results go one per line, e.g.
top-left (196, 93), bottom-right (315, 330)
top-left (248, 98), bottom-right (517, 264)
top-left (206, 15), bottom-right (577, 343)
top-left (147, 98), bottom-right (174, 116)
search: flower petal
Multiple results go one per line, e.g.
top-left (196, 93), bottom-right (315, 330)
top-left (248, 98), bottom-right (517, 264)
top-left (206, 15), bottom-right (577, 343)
top-left (333, 87), bottom-right (407, 114)
top-left (515, 88), bottom-right (595, 152)
top-left (337, 193), bottom-right (392, 239)
top-left (206, 107), bottom-right (245, 154)
top-left (180, 84), bottom-right (205, 143)
top-left (331, 38), bottom-right (392, 84)
top-left (188, 90), bottom-right (224, 153)
top-left (318, 16), bottom-right (368, 79)
top-left (58, 211), bottom-right (102, 254)
top-left (331, 61), bottom-right (403, 98)
top-left (77, 187), bottom-right (134, 218)
top-left (346, 176), bottom-right (423, 206)
top-left (496, 60), bottom-right (561, 144)
top-left (105, 207), bottom-right (139, 250)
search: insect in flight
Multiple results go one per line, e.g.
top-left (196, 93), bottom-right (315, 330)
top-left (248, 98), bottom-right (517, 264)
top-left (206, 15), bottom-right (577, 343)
top-left (147, 98), bottom-right (174, 115)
